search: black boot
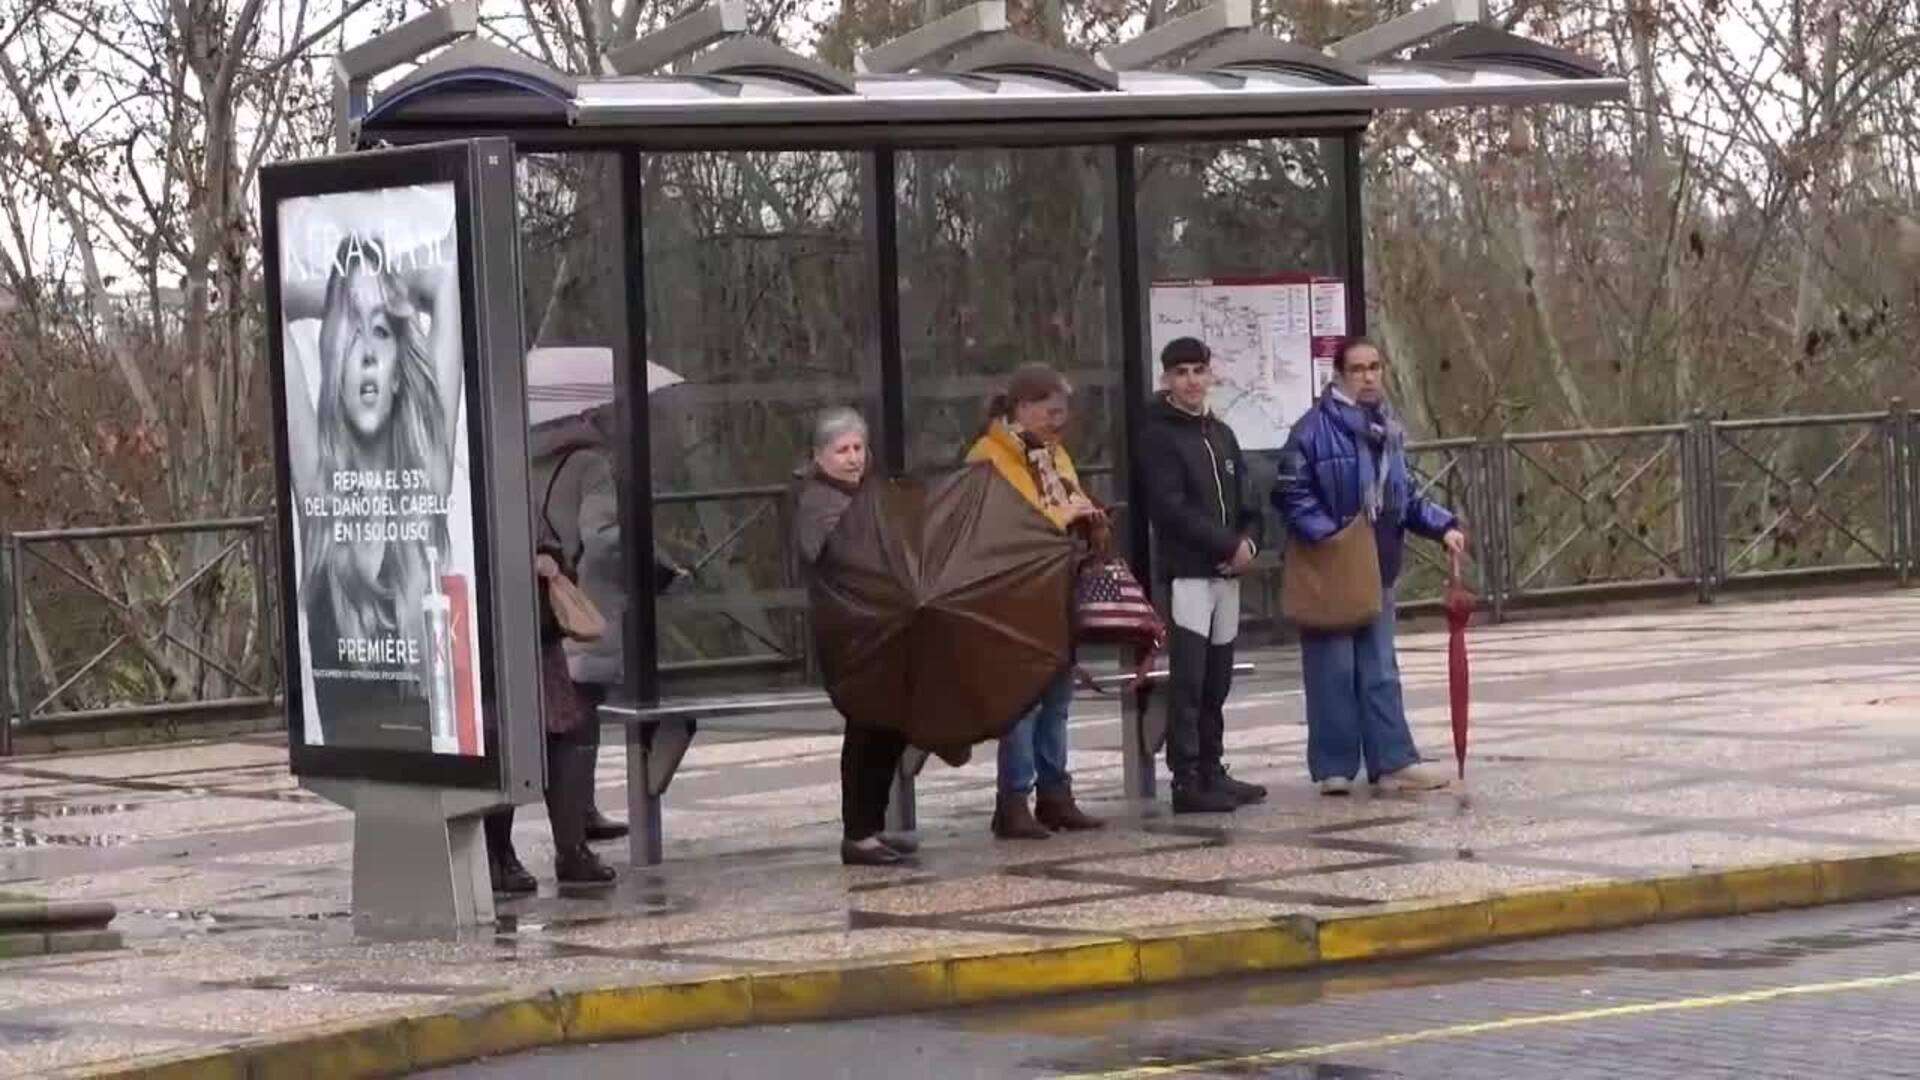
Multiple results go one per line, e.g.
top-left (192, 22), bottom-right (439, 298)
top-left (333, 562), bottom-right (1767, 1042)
top-left (584, 807), bottom-right (630, 843)
top-left (1206, 765), bottom-right (1268, 806)
top-left (1171, 772), bottom-right (1240, 815)
top-left (491, 847), bottom-right (538, 896)
top-left (484, 810), bottom-right (538, 896)
top-left (556, 843), bottom-right (616, 885)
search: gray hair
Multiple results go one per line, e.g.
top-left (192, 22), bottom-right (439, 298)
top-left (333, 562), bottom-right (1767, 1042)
top-left (811, 407), bottom-right (869, 453)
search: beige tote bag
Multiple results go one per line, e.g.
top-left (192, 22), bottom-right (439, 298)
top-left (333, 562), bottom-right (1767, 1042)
top-left (1281, 516), bottom-right (1383, 633)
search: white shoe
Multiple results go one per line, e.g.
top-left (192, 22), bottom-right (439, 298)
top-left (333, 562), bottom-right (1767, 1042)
top-left (1373, 763), bottom-right (1452, 792)
top-left (1318, 776), bottom-right (1353, 796)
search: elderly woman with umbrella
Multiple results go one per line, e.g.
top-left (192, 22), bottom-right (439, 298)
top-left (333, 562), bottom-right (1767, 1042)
top-left (794, 407), bottom-right (921, 867)
top-left (1273, 338), bottom-right (1467, 795)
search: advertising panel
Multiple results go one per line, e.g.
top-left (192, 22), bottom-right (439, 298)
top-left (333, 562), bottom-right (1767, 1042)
top-left (262, 140), bottom-right (538, 791)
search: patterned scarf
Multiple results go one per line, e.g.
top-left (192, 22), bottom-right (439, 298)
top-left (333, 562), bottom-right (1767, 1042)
top-left (1328, 386), bottom-right (1402, 523)
top-left (1009, 422), bottom-right (1071, 510)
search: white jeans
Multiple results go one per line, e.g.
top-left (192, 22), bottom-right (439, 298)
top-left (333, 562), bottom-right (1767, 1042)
top-left (1169, 578), bottom-right (1241, 645)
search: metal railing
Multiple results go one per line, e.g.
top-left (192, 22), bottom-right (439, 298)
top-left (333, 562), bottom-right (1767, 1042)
top-left (1390, 402), bottom-right (1916, 614)
top-left (643, 406), bottom-right (1917, 678)
top-left (6, 404), bottom-right (1914, 741)
top-left (1, 518), bottom-right (280, 752)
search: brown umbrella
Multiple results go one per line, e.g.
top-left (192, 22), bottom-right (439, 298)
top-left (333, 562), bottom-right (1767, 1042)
top-left (809, 463), bottom-right (1077, 765)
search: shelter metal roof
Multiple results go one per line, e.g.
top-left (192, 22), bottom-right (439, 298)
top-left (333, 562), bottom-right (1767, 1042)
top-left (349, 9), bottom-right (1626, 151)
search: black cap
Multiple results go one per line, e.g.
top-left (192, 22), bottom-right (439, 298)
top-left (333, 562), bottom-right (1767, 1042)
top-left (1160, 337), bottom-right (1211, 371)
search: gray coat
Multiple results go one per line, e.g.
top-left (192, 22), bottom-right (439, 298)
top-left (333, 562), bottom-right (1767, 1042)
top-left (531, 412), bottom-right (626, 687)
top-left (793, 465), bottom-right (857, 569)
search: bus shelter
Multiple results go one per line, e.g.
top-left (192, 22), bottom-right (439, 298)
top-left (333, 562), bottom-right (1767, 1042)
top-left (332, 0), bottom-right (1623, 858)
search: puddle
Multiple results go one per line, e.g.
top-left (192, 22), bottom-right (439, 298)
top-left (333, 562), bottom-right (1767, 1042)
top-left (0, 825), bottom-right (138, 848)
top-left (0, 798), bottom-right (140, 822)
top-left (0, 1021), bottom-right (65, 1047)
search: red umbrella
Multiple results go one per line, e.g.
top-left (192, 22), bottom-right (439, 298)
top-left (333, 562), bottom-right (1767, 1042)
top-left (1444, 549), bottom-right (1476, 779)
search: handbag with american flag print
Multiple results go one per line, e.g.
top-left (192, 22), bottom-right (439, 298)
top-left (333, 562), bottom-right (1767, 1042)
top-left (1071, 554), bottom-right (1166, 692)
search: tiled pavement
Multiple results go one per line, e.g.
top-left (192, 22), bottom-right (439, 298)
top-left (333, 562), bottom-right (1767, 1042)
top-left (2, 592), bottom-right (1919, 1075)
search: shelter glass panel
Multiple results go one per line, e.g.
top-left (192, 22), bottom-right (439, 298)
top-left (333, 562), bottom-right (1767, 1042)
top-left (1137, 138), bottom-right (1342, 635)
top-left (896, 147), bottom-right (1118, 500)
top-left (640, 151), bottom-right (868, 688)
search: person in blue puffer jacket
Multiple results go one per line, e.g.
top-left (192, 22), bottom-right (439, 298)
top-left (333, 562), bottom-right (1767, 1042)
top-left (1273, 338), bottom-right (1467, 795)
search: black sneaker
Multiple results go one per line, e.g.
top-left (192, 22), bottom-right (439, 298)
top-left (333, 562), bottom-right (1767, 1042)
top-left (1207, 766), bottom-right (1268, 806)
top-left (1171, 783), bottom-right (1240, 815)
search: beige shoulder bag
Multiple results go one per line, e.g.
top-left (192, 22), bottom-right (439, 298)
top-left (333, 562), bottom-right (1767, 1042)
top-left (1281, 516), bottom-right (1383, 633)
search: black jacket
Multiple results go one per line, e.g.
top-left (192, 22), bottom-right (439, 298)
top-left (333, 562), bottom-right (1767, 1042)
top-left (1136, 395), bottom-right (1263, 581)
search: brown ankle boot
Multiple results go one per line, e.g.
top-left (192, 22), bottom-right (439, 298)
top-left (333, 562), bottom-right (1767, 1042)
top-left (1035, 782), bottom-right (1105, 831)
top-left (991, 791), bottom-right (1051, 839)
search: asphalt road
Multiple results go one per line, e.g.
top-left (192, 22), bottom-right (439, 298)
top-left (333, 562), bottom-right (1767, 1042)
top-left (426, 897), bottom-right (1920, 1078)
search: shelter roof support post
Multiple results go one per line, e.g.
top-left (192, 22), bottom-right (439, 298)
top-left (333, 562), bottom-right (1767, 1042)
top-left (613, 147), bottom-right (665, 864)
top-left (1326, 132), bottom-right (1368, 337)
top-left (857, 1), bottom-right (1008, 75)
top-left (613, 148), bottom-right (662, 708)
top-left (862, 150), bottom-right (908, 477)
top-left (1328, 0), bottom-right (1485, 63)
top-left (331, 0), bottom-right (477, 151)
top-left (1096, 0), bottom-right (1251, 71)
top-left (1105, 143), bottom-right (1151, 591)
top-left (0, 538), bottom-right (12, 755)
top-left (605, 1), bottom-right (748, 75)
top-left (333, 78), bottom-right (366, 153)
top-left (1105, 142), bottom-right (1157, 802)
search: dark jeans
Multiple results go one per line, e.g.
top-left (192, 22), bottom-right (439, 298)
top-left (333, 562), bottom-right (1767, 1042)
top-left (997, 669), bottom-right (1073, 795)
top-left (841, 726), bottom-right (908, 842)
top-left (484, 716), bottom-right (601, 864)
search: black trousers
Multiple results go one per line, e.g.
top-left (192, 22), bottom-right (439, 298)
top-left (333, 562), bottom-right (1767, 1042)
top-left (1166, 627), bottom-right (1236, 781)
top-left (841, 726), bottom-right (908, 842)
top-left (576, 682), bottom-right (608, 817)
top-left (484, 720), bottom-right (599, 862)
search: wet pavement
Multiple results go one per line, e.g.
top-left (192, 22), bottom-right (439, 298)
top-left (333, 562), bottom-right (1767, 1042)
top-left (431, 896), bottom-right (1920, 1078)
top-left (2, 592), bottom-right (1920, 1075)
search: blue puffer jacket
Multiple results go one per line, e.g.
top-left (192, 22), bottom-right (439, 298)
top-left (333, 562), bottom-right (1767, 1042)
top-left (1271, 392), bottom-right (1457, 588)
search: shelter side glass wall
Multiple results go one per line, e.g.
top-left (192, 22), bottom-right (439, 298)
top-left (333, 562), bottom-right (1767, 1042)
top-left (519, 153), bottom-right (623, 347)
top-left (896, 147), bottom-right (1116, 494)
top-left (640, 151), bottom-right (868, 691)
top-left (1137, 137), bottom-right (1341, 635)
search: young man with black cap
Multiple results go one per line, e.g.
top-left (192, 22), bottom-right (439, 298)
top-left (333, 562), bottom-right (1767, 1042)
top-left (1136, 337), bottom-right (1267, 814)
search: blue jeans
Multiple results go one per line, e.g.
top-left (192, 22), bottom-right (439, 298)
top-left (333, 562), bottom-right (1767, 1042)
top-left (998, 670), bottom-right (1073, 795)
top-left (1301, 591), bottom-right (1421, 783)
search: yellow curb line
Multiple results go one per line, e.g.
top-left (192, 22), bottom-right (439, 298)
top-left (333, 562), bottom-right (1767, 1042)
top-left (55, 850), bottom-right (1920, 1080)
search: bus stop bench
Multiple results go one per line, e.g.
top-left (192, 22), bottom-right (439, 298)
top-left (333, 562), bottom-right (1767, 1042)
top-left (599, 663), bottom-right (1254, 866)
